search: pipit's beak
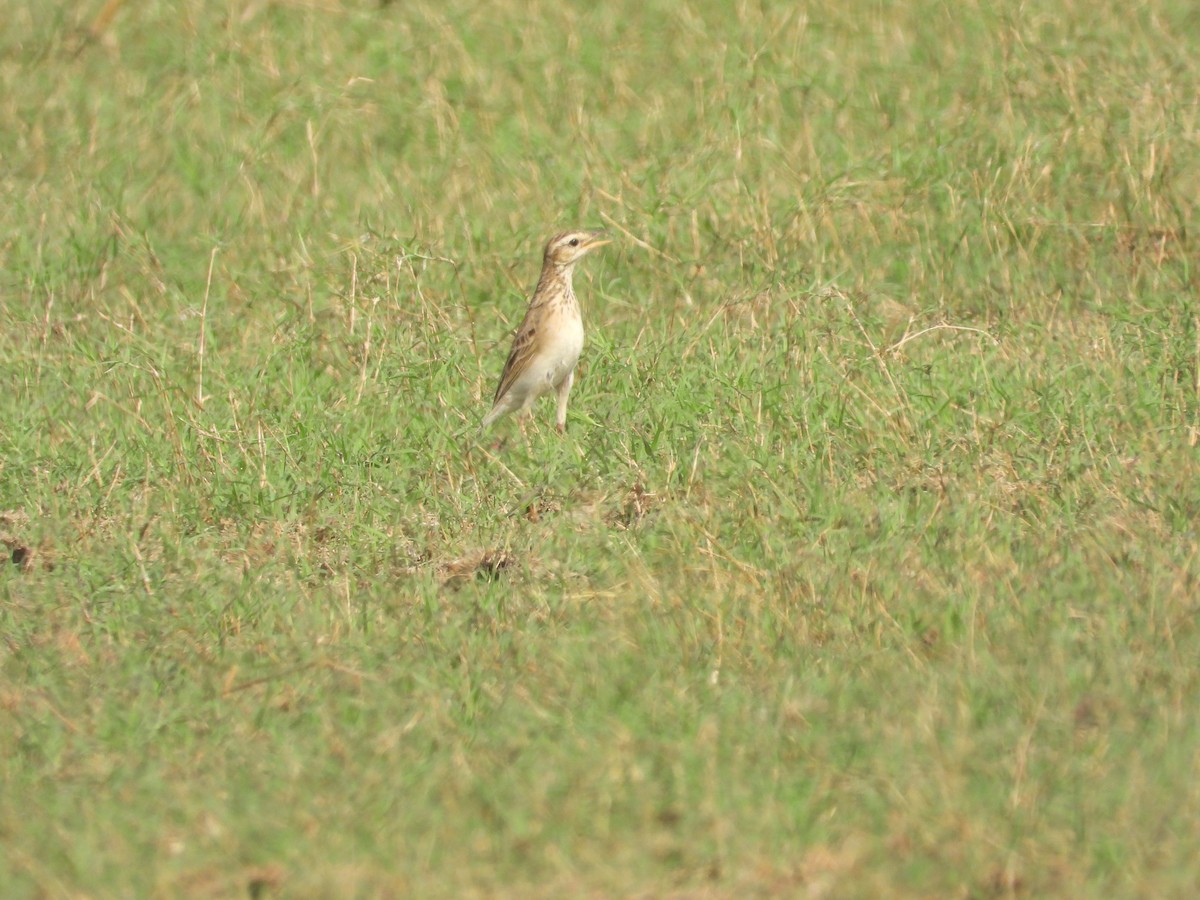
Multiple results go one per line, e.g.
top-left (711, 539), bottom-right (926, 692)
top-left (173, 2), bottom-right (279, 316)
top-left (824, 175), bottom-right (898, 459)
top-left (584, 230), bottom-right (612, 249)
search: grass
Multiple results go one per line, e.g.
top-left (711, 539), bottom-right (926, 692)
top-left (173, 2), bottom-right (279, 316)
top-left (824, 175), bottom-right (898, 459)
top-left (2, 0), bottom-right (1199, 895)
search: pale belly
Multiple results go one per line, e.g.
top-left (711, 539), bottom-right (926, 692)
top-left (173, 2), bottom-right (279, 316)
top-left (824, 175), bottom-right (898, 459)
top-left (509, 317), bottom-right (584, 409)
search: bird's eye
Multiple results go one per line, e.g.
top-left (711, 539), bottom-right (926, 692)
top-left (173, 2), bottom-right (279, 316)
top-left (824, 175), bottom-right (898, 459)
top-left (568, 238), bottom-right (579, 246)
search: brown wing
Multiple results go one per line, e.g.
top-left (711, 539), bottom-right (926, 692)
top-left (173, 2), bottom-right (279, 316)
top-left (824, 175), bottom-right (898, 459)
top-left (492, 307), bottom-right (541, 404)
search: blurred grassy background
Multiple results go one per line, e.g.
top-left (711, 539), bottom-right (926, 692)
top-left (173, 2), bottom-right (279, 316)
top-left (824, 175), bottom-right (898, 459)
top-left (2, 0), bottom-right (1199, 896)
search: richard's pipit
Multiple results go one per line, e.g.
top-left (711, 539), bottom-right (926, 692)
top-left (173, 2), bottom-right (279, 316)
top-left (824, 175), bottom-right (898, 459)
top-left (481, 230), bottom-right (610, 433)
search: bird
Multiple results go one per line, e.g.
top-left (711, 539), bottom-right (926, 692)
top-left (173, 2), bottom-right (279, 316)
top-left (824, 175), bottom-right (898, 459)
top-left (481, 229), bottom-right (611, 433)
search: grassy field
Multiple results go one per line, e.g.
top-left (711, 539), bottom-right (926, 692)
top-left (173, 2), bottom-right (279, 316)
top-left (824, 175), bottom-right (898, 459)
top-left (3, 0), bottom-right (1199, 895)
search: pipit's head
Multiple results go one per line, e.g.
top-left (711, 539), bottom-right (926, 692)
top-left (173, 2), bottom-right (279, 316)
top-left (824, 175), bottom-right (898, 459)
top-left (543, 229), bottom-right (611, 270)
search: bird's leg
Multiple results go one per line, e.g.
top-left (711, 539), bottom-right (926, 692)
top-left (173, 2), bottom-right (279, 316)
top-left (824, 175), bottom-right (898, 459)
top-left (555, 370), bottom-right (574, 434)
